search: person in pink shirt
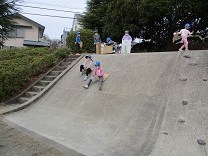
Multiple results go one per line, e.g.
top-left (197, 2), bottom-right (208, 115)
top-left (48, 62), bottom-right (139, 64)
top-left (83, 61), bottom-right (104, 90)
top-left (178, 23), bottom-right (194, 51)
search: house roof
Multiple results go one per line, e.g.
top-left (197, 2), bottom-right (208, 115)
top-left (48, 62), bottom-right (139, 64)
top-left (23, 40), bottom-right (50, 47)
top-left (15, 14), bottom-right (45, 36)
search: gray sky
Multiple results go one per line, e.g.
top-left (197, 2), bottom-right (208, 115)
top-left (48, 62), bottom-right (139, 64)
top-left (17, 0), bottom-right (87, 39)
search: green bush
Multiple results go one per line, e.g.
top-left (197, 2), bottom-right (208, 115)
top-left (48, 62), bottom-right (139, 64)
top-left (54, 47), bottom-right (71, 59)
top-left (66, 29), bottom-right (94, 53)
top-left (29, 55), bottom-right (56, 76)
top-left (0, 66), bottom-right (30, 100)
top-left (0, 47), bottom-right (67, 101)
top-left (131, 42), bottom-right (161, 53)
top-left (204, 36), bottom-right (208, 43)
top-left (188, 35), bottom-right (203, 43)
top-left (0, 47), bottom-right (52, 61)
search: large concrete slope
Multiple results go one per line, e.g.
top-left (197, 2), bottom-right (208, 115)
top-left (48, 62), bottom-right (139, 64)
top-left (4, 51), bottom-right (208, 156)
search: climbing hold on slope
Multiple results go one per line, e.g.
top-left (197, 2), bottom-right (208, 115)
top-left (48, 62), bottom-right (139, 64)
top-left (178, 119), bottom-right (185, 123)
top-left (182, 101), bottom-right (188, 105)
top-left (197, 139), bottom-right (206, 145)
top-left (179, 78), bottom-right (187, 81)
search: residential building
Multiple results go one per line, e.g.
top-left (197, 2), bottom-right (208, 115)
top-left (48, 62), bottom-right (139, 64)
top-left (61, 14), bottom-right (83, 47)
top-left (72, 14), bottom-right (83, 31)
top-left (3, 14), bottom-right (50, 49)
top-left (61, 27), bottom-right (70, 47)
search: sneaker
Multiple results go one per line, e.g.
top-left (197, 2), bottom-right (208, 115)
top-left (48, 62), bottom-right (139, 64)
top-left (185, 49), bottom-right (189, 51)
top-left (84, 76), bottom-right (88, 81)
top-left (80, 72), bottom-right (83, 77)
top-left (83, 85), bottom-right (89, 89)
top-left (99, 85), bottom-right (102, 90)
top-left (179, 48), bottom-right (183, 51)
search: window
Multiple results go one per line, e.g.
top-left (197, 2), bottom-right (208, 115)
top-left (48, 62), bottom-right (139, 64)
top-left (9, 28), bottom-right (25, 38)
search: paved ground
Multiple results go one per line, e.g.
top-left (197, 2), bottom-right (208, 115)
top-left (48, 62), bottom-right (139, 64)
top-left (1, 50), bottom-right (208, 156)
top-left (0, 117), bottom-right (65, 156)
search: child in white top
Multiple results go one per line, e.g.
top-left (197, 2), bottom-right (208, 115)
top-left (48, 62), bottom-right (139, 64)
top-left (80, 54), bottom-right (93, 81)
top-left (178, 23), bottom-right (194, 51)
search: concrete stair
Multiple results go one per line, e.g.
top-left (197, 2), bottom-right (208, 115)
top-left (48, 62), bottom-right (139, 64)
top-left (38, 80), bottom-right (52, 86)
top-left (44, 76), bottom-right (57, 81)
top-left (54, 66), bottom-right (67, 71)
top-left (25, 91), bottom-right (38, 98)
top-left (32, 86), bottom-right (45, 92)
top-left (3, 55), bottom-right (82, 107)
top-left (50, 71), bottom-right (62, 76)
top-left (18, 97), bottom-right (30, 104)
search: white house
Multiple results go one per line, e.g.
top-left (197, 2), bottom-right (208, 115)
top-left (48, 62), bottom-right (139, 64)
top-left (72, 14), bottom-right (83, 31)
top-left (61, 27), bottom-right (70, 47)
top-left (61, 14), bottom-right (83, 47)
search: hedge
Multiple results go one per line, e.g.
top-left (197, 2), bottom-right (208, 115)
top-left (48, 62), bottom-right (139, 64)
top-left (131, 42), bottom-right (161, 53)
top-left (204, 36), bottom-right (208, 43)
top-left (0, 66), bottom-right (30, 99)
top-left (0, 47), bottom-right (53, 61)
top-left (0, 47), bottom-right (72, 102)
top-left (54, 47), bottom-right (71, 59)
top-left (66, 29), bottom-right (94, 53)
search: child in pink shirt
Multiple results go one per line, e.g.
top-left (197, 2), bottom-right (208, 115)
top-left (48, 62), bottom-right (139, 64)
top-left (178, 23), bottom-right (194, 51)
top-left (83, 61), bottom-right (104, 90)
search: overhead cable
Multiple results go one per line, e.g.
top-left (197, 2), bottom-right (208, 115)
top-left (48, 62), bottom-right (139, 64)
top-left (17, 1), bottom-right (84, 10)
top-left (17, 4), bottom-right (81, 14)
top-left (22, 12), bottom-right (79, 19)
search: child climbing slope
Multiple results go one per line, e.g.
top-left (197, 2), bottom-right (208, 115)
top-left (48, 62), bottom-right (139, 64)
top-left (178, 23), bottom-right (194, 51)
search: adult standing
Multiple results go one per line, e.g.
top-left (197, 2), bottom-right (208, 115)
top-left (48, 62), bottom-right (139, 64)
top-left (75, 31), bottom-right (81, 55)
top-left (122, 30), bottom-right (132, 54)
top-left (93, 30), bottom-right (101, 54)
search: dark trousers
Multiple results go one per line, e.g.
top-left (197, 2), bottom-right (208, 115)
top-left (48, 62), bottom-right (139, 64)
top-left (87, 76), bottom-right (103, 87)
top-left (76, 43), bottom-right (80, 53)
top-left (94, 44), bottom-right (96, 53)
top-left (80, 65), bottom-right (92, 76)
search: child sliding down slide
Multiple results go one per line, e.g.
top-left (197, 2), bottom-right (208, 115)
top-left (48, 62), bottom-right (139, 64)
top-left (83, 61), bottom-right (104, 90)
top-left (80, 54), bottom-right (93, 81)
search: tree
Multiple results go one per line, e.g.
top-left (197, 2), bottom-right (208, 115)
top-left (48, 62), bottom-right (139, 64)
top-left (80, 0), bottom-right (110, 34)
top-left (0, 0), bottom-right (20, 46)
top-left (103, 0), bottom-right (140, 42)
top-left (81, 0), bottom-right (208, 51)
top-left (135, 0), bottom-right (208, 49)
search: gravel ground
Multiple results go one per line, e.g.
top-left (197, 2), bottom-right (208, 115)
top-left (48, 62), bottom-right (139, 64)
top-left (0, 117), bottom-right (65, 156)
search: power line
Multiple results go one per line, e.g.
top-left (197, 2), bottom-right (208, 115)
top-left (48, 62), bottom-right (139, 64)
top-left (18, 1), bottom-right (84, 10)
top-left (21, 12), bottom-right (78, 19)
top-left (17, 4), bottom-right (81, 13)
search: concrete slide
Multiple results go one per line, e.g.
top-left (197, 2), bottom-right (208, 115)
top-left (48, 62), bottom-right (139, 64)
top-left (4, 51), bottom-right (208, 156)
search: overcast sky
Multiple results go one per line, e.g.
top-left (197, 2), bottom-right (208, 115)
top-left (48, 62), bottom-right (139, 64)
top-left (17, 0), bottom-right (87, 39)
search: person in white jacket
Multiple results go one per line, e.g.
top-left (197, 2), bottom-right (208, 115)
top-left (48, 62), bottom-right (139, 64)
top-left (80, 54), bottom-right (93, 81)
top-left (178, 23), bottom-right (194, 51)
